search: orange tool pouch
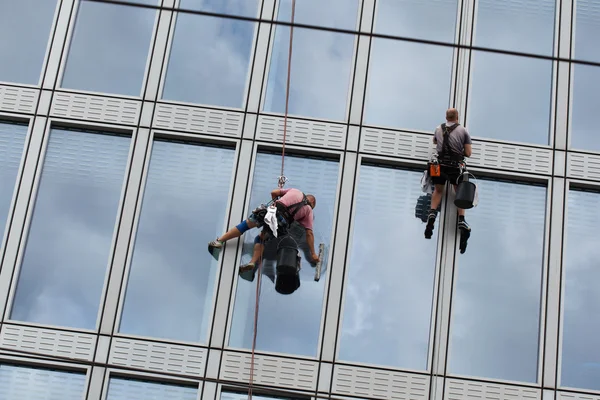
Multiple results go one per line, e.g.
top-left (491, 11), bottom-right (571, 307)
top-left (429, 162), bottom-right (441, 177)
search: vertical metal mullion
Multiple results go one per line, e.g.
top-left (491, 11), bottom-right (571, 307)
top-left (97, 128), bottom-right (151, 335)
top-left (209, 139), bottom-right (254, 349)
top-left (41, 0), bottom-right (77, 91)
top-left (317, 151), bottom-right (358, 365)
top-left (543, 177), bottom-right (567, 389)
top-left (0, 117), bottom-right (48, 321)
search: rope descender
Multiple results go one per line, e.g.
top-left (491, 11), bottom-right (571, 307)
top-left (277, 175), bottom-right (288, 189)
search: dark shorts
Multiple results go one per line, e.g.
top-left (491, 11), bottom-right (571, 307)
top-left (432, 165), bottom-right (463, 186)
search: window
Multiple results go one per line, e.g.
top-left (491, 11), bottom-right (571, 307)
top-left (263, 23), bottom-right (355, 121)
top-left (0, 122), bottom-right (27, 240)
top-left (572, 0), bottom-right (600, 63)
top-left (570, 65), bottom-right (600, 151)
top-left (10, 128), bottom-right (130, 330)
top-left (0, 364), bottom-right (86, 400)
top-left (161, 14), bottom-right (257, 108)
top-left (0, 0), bottom-right (58, 85)
top-left (560, 189), bottom-right (600, 391)
top-left (448, 180), bottom-right (546, 383)
top-left (60, 0), bottom-right (158, 96)
top-left (119, 141), bottom-right (235, 343)
top-left (570, 1), bottom-right (600, 151)
top-left (276, 0), bottom-right (360, 30)
top-left (106, 377), bottom-right (198, 400)
top-left (229, 153), bottom-right (339, 357)
top-left (178, 0), bottom-right (260, 18)
top-left (374, 0), bottom-right (459, 43)
top-left (473, 0), bottom-right (555, 55)
top-left (338, 165), bottom-right (437, 370)
top-left (466, 51), bottom-right (553, 144)
top-left (222, 392), bottom-right (296, 400)
top-left (364, 39), bottom-right (454, 132)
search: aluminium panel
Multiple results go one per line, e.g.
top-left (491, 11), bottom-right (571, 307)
top-left (0, 323), bottom-right (96, 361)
top-left (50, 92), bottom-right (141, 126)
top-left (0, 85), bottom-right (39, 115)
top-left (445, 378), bottom-right (541, 400)
top-left (153, 103), bottom-right (244, 138)
top-left (256, 115), bottom-right (347, 150)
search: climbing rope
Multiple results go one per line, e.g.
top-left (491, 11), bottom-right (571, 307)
top-left (248, 1), bottom-right (296, 399)
top-left (277, 0), bottom-right (296, 189)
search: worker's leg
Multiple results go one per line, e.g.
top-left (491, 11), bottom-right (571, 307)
top-left (452, 184), bottom-right (470, 230)
top-left (208, 216), bottom-right (260, 259)
top-left (240, 233), bottom-right (266, 273)
top-left (425, 183), bottom-right (445, 239)
top-left (218, 219), bottom-right (259, 242)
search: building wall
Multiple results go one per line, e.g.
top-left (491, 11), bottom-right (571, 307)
top-left (0, 0), bottom-right (599, 399)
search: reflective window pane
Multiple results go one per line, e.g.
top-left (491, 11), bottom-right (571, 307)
top-left (338, 166), bottom-right (437, 370)
top-left (162, 14), bottom-right (256, 108)
top-left (573, 0), bottom-right (600, 62)
top-left (276, 0), bottom-right (360, 31)
top-left (263, 27), bottom-right (355, 121)
top-left (0, 0), bottom-right (58, 85)
top-left (222, 392), bottom-right (295, 400)
top-left (11, 128), bottom-right (130, 330)
top-left (474, 0), bottom-right (555, 55)
top-left (107, 377), bottom-right (198, 400)
top-left (364, 39), bottom-right (454, 132)
top-left (0, 364), bottom-right (86, 400)
top-left (119, 141), bottom-right (235, 342)
top-left (561, 189), bottom-right (600, 391)
top-left (467, 51), bottom-right (552, 144)
top-left (0, 122), bottom-right (27, 238)
top-left (449, 180), bottom-right (546, 382)
top-left (374, 0), bottom-right (459, 43)
top-left (179, 0), bottom-right (260, 18)
top-left (229, 153), bottom-right (339, 357)
top-left (570, 65), bottom-right (600, 151)
top-left (60, 0), bottom-right (158, 96)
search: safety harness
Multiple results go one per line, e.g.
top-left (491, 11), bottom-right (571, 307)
top-left (276, 193), bottom-right (309, 226)
top-left (438, 123), bottom-right (465, 166)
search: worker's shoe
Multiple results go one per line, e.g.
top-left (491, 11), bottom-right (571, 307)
top-left (458, 219), bottom-right (470, 232)
top-left (458, 218), bottom-right (471, 254)
top-left (208, 239), bottom-right (223, 260)
top-left (424, 212), bottom-right (436, 239)
top-left (239, 263), bottom-right (256, 282)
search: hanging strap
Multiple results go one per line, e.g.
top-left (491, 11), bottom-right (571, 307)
top-left (439, 123), bottom-right (463, 162)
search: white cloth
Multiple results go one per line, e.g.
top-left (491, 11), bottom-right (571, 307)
top-left (264, 205), bottom-right (279, 237)
top-left (421, 170), bottom-right (433, 194)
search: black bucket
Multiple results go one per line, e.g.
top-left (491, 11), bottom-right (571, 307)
top-left (275, 236), bottom-right (301, 295)
top-left (454, 174), bottom-right (476, 209)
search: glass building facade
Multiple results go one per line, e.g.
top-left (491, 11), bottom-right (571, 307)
top-left (0, 0), bottom-right (598, 399)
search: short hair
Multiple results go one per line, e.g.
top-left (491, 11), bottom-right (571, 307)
top-left (446, 108), bottom-right (459, 121)
top-left (307, 194), bottom-right (316, 208)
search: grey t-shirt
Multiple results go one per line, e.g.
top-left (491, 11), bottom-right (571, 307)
top-left (433, 122), bottom-right (472, 156)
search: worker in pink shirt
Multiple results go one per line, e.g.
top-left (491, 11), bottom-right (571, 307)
top-left (208, 188), bottom-right (319, 273)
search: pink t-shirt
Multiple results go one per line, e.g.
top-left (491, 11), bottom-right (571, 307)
top-left (277, 188), bottom-right (313, 230)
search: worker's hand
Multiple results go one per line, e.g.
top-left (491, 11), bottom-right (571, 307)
top-left (310, 252), bottom-right (320, 263)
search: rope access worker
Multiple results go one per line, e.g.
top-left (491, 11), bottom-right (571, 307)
top-left (208, 188), bottom-right (319, 273)
top-left (425, 108), bottom-right (472, 246)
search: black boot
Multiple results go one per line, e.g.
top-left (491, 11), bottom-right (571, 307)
top-left (424, 210), bottom-right (437, 239)
top-left (458, 216), bottom-right (471, 253)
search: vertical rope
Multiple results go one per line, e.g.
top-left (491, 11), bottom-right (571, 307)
top-left (278, 0), bottom-right (296, 189)
top-left (247, 237), bottom-right (264, 400)
top-left (249, 3), bottom-right (296, 396)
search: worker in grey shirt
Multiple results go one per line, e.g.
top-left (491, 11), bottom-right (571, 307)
top-left (425, 108), bottom-right (472, 252)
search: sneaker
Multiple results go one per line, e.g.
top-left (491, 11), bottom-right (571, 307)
top-left (208, 239), bottom-right (223, 260)
top-left (239, 263), bottom-right (256, 282)
top-left (458, 219), bottom-right (471, 231)
top-left (424, 214), bottom-right (436, 239)
top-left (459, 228), bottom-right (471, 254)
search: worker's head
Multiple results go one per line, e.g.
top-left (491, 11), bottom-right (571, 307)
top-left (306, 194), bottom-right (316, 209)
top-left (446, 108), bottom-right (459, 122)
